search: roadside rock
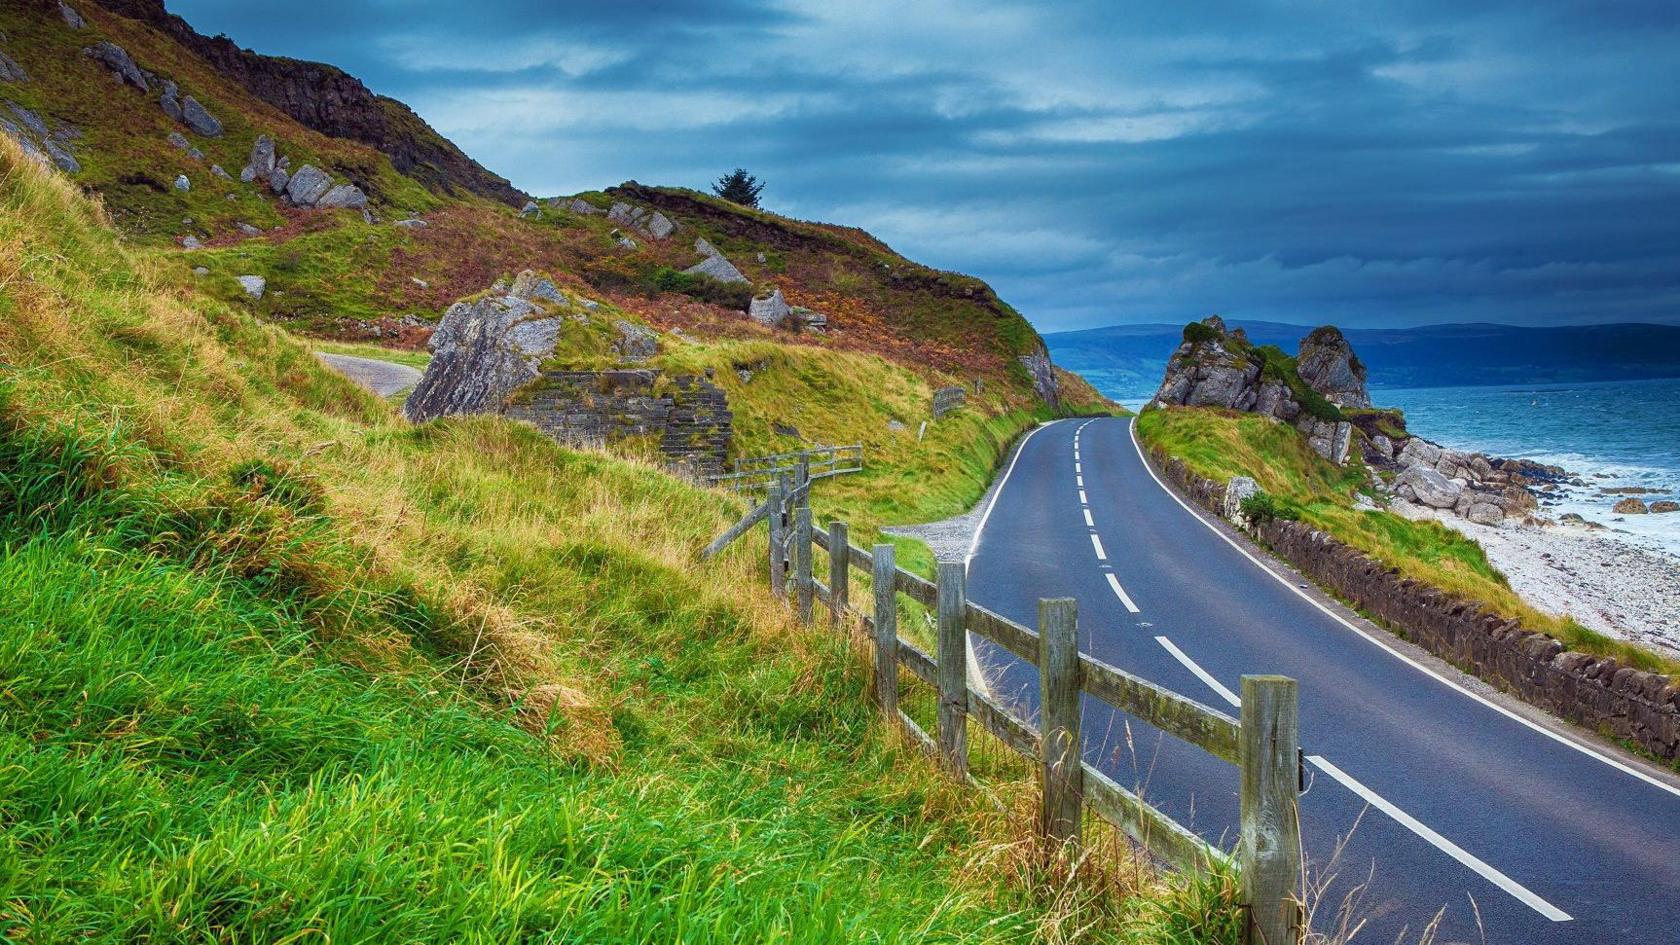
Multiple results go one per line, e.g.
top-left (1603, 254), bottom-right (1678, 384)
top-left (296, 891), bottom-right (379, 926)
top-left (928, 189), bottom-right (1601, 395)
top-left (932, 385), bottom-right (966, 418)
top-left (1614, 498), bottom-right (1651, 515)
top-left (1019, 347), bottom-right (1061, 407)
top-left (85, 42), bottom-right (148, 91)
top-left (1223, 476), bottom-right (1259, 521)
top-left (236, 275), bottom-right (266, 299)
top-left (748, 288), bottom-right (790, 327)
top-left (405, 294), bottom-right (559, 423)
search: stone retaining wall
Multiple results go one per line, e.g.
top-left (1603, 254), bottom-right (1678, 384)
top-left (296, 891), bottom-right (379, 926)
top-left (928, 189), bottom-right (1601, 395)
top-left (1149, 448), bottom-right (1680, 762)
top-left (505, 370), bottom-right (732, 478)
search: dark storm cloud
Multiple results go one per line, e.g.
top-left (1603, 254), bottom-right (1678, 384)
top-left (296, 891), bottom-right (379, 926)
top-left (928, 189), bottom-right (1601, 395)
top-left (170, 0), bottom-right (1680, 330)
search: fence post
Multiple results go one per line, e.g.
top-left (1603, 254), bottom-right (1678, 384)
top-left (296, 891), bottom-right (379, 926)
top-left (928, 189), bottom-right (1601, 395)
top-left (873, 544), bottom-right (898, 716)
top-left (828, 521), bottom-right (849, 628)
top-left (1240, 675), bottom-right (1303, 945)
top-left (767, 481), bottom-right (786, 595)
top-left (796, 451), bottom-right (811, 496)
top-left (794, 506), bottom-right (813, 625)
top-left (1038, 597), bottom-right (1083, 853)
top-left (935, 559), bottom-right (969, 779)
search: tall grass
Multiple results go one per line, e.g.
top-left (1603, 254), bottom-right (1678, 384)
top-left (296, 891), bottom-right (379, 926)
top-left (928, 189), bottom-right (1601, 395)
top-left (0, 139), bottom-right (1227, 941)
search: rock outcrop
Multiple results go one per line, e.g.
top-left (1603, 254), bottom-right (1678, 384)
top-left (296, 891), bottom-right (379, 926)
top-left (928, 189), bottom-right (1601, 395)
top-left (1296, 326), bottom-right (1370, 408)
top-left (1018, 347), bottom-right (1060, 408)
top-left (84, 41), bottom-right (147, 91)
top-left (0, 49), bottom-right (30, 84)
top-left (95, 0), bottom-right (522, 204)
top-left (1, 102), bottom-right (79, 173)
top-left (405, 293), bottom-right (558, 423)
top-left (684, 238), bottom-right (750, 284)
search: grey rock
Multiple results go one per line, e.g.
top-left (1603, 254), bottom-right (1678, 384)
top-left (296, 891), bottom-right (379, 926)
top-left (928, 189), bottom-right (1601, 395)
top-left (509, 269), bottom-right (565, 304)
top-left (0, 50), bottom-right (29, 84)
top-left (684, 251), bottom-right (749, 285)
top-left (210, 164), bottom-right (231, 180)
top-left (247, 134), bottom-right (276, 179)
top-left (1019, 348), bottom-right (1060, 407)
top-left (160, 92), bottom-right (182, 122)
top-left (1296, 325), bottom-right (1371, 408)
top-left (8, 103), bottom-right (47, 139)
top-left (239, 164), bottom-right (256, 183)
top-left (316, 183), bottom-right (368, 209)
top-left (568, 198), bottom-right (599, 214)
top-left (284, 164), bottom-right (333, 206)
top-left (59, 2), bottom-right (86, 28)
top-left (1396, 437), bottom-right (1443, 469)
top-left (268, 166), bottom-right (289, 195)
top-left (888, 419), bottom-right (907, 432)
top-left (615, 234), bottom-right (638, 250)
top-left (173, 174), bottom-right (190, 191)
top-left (612, 320), bottom-right (659, 362)
top-left (607, 201), bottom-right (637, 226)
top-left (645, 211), bottom-right (675, 239)
top-left (235, 222), bottom-right (261, 236)
top-left (1301, 418), bottom-right (1353, 465)
top-left (236, 275), bottom-right (266, 299)
top-left (1466, 502), bottom-right (1505, 526)
top-left (748, 287), bottom-right (790, 326)
top-left (694, 237), bottom-right (720, 257)
top-left (192, 266), bottom-right (209, 276)
top-left (393, 218), bottom-right (428, 229)
top-left (186, 147), bottom-right (204, 162)
top-left (404, 294), bottom-right (561, 423)
top-left (756, 252), bottom-right (767, 263)
top-left (790, 306), bottom-right (827, 330)
top-left (519, 200), bottom-right (540, 218)
top-left (180, 234), bottom-right (202, 249)
top-left (1397, 463), bottom-right (1464, 510)
top-left (1223, 476), bottom-right (1259, 521)
top-left (85, 42), bottom-right (148, 91)
top-left (180, 96), bottom-right (221, 137)
top-left (1370, 434), bottom-right (1394, 461)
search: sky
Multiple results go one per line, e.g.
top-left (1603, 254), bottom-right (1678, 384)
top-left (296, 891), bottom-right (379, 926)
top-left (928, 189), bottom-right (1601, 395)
top-left (170, 0), bottom-right (1680, 333)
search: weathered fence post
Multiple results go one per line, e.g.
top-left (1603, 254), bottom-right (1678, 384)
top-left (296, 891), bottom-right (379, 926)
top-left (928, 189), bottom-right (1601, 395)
top-left (873, 544), bottom-right (898, 716)
top-left (1038, 597), bottom-right (1083, 853)
top-left (794, 506), bottom-right (813, 625)
top-left (767, 480), bottom-right (786, 595)
top-left (828, 521), bottom-right (849, 628)
top-left (1240, 675), bottom-right (1303, 945)
top-left (936, 559), bottom-right (969, 779)
top-left (795, 451), bottom-right (811, 496)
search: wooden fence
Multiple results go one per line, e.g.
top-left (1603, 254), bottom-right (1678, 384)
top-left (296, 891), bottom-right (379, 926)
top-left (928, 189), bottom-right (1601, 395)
top-left (706, 444), bottom-right (864, 494)
top-left (703, 480), bottom-right (1305, 945)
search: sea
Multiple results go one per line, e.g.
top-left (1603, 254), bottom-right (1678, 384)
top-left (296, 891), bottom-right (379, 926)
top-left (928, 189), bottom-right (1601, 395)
top-left (1118, 376), bottom-right (1680, 557)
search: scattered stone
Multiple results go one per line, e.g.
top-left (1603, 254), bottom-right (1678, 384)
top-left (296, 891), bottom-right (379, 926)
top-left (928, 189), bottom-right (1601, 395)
top-left (607, 201), bottom-right (638, 226)
top-left (235, 222), bottom-right (261, 236)
top-left (159, 87), bottom-right (183, 122)
top-left (393, 218), bottom-right (427, 229)
top-left (268, 166), bottom-right (289, 195)
top-left (790, 306), bottom-right (827, 330)
top-left (284, 164), bottom-right (333, 206)
top-left (748, 288), bottom-right (790, 327)
top-left (1614, 498), bottom-right (1651, 515)
top-left (236, 275), bottom-right (266, 299)
top-left (1223, 476), bottom-right (1259, 521)
top-left (509, 269), bottom-right (565, 304)
top-left (410, 276), bottom-right (429, 288)
top-left (84, 42), bottom-right (147, 91)
top-left (1652, 500), bottom-right (1680, 514)
top-left (192, 266), bottom-right (209, 276)
top-left (756, 252), bottom-right (767, 263)
top-left (773, 422), bottom-right (801, 439)
top-left (0, 50), bottom-right (28, 84)
top-left (1397, 463), bottom-right (1463, 510)
top-left (180, 235), bottom-right (202, 249)
top-left (173, 174), bottom-right (190, 192)
top-left (519, 200), bottom-right (540, 218)
top-left (568, 198), bottom-right (599, 214)
top-left (244, 134), bottom-right (276, 181)
top-left (210, 164), bottom-right (231, 180)
top-left (888, 419), bottom-right (907, 432)
top-left (684, 251), bottom-right (749, 284)
top-left (612, 320), bottom-right (659, 363)
top-left (694, 237), bottom-right (719, 257)
top-left (59, 2), bottom-right (86, 28)
top-left (315, 183), bottom-right (368, 209)
top-left (615, 234), bottom-right (637, 250)
top-left (645, 211), bottom-right (675, 239)
top-left (179, 95), bottom-right (222, 137)
top-left (932, 385), bottom-right (967, 418)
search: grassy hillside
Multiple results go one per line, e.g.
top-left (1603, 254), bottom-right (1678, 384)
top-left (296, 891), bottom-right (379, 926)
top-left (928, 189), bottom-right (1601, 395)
top-left (0, 128), bottom-right (1223, 944)
top-left (1137, 408), bottom-right (1678, 679)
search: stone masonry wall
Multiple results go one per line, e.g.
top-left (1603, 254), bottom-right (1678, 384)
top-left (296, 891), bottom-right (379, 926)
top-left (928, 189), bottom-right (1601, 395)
top-left (1149, 448), bottom-right (1680, 762)
top-left (504, 370), bottom-right (732, 478)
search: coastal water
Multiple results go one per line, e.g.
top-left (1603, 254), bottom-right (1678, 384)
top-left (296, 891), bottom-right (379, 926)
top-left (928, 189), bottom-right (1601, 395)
top-left (1375, 378), bottom-right (1680, 555)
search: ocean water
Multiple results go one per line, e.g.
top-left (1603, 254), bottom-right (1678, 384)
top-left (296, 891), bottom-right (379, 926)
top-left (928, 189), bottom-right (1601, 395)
top-left (1375, 378), bottom-right (1680, 556)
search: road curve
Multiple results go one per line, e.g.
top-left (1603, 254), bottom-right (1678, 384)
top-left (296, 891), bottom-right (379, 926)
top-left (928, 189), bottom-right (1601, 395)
top-left (314, 352), bottom-right (423, 397)
top-left (965, 415), bottom-right (1680, 944)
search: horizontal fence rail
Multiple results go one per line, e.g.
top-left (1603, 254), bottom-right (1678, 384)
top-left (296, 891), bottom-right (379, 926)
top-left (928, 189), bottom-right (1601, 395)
top-left (703, 481), bottom-right (1304, 944)
top-left (707, 444), bottom-right (864, 494)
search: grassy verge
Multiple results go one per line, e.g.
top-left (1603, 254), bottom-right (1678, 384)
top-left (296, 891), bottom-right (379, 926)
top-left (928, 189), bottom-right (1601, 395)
top-left (1137, 407), bottom-right (1680, 679)
top-left (0, 138), bottom-right (1229, 941)
top-left (314, 339), bottom-right (433, 369)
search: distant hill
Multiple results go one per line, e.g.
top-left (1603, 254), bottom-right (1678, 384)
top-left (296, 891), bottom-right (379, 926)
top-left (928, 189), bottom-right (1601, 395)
top-left (1046, 321), bottom-right (1680, 400)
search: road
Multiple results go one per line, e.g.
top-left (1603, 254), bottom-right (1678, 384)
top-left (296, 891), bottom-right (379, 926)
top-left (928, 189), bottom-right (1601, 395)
top-left (314, 352), bottom-right (423, 397)
top-left (964, 416), bottom-right (1680, 944)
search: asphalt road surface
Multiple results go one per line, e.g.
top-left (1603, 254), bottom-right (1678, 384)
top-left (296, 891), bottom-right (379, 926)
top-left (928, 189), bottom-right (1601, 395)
top-left (964, 416), bottom-right (1680, 944)
top-left (314, 352), bottom-right (422, 397)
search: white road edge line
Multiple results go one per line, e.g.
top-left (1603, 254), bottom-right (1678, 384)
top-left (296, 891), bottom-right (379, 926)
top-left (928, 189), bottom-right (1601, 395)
top-left (1090, 533), bottom-right (1107, 560)
top-left (1155, 636), bottom-right (1240, 708)
top-left (1306, 755), bottom-right (1573, 922)
top-left (1123, 416), bottom-right (1680, 801)
top-left (1105, 572), bottom-right (1140, 613)
top-left (1083, 508), bottom-right (1094, 527)
top-left (965, 420), bottom-right (1055, 566)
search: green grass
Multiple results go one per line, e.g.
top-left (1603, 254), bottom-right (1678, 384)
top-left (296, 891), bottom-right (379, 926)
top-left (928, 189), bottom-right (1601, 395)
top-left (1137, 407), bottom-right (1680, 679)
top-left (0, 130), bottom-right (1235, 942)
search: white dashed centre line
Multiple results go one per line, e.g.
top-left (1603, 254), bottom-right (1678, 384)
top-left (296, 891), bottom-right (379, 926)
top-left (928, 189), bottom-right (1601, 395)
top-left (1090, 533), bottom-right (1107, 560)
top-left (1154, 636), bottom-right (1241, 708)
top-left (1083, 508), bottom-right (1094, 527)
top-left (1105, 572), bottom-right (1140, 613)
top-left (1078, 489), bottom-right (1088, 504)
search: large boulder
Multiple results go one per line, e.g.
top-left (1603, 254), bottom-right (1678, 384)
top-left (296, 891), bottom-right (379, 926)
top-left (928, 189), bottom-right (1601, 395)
top-left (509, 269), bottom-right (566, 304)
top-left (404, 295), bottom-right (561, 423)
top-left (612, 320), bottom-right (659, 362)
top-left (748, 288), bottom-right (791, 327)
top-left (1019, 347), bottom-right (1060, 407)
top-left (1397, 463), bottom-right (1464, 509)
top-left (1296, 326), bottom-right (1371, 408)
top-left (1300, 418), bottom-right (1353, 465)
top-left (1223, 476), bottom-right (1259, 521)
top-left (1153, 316), bottom-right (1262, 410)
top-left (1614, 498), bottom-right (1650, 515)
top-left (685, 252), bottom-right (749, 285)
top-left (0, 50), bottom-right (29, 84)
top-left (244, 134), bottom-right (276, 181)
top-left (316, 183), bottom-right (368, 209)
top-left (285, 165), bottom-right (333, 206)
top-left (84, 42), bottom-right (147, 91)
top-left (236, 275), bottom-right (266, 299)
top-left (180, 96), bottom-right (222, 137)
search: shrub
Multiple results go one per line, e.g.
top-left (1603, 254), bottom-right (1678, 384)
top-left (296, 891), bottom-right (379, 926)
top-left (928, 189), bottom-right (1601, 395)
top-left (1240, 490), bottom-right (1298, 524)
top-left (1181, 320), bottom-right (1220, 346)
top-left (651, 266), bottom-right (753, 309)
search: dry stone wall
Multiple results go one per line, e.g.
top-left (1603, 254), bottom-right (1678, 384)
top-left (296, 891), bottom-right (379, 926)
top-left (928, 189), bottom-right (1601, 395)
top-left (504, 370), bottom-right (732, 478)
top-left (1149, 448), bottom-right (1680, 762)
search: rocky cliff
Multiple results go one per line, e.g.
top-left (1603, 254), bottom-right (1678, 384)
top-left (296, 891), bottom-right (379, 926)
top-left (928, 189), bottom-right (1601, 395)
top-left (94, 0), bottom-right (524, 205)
